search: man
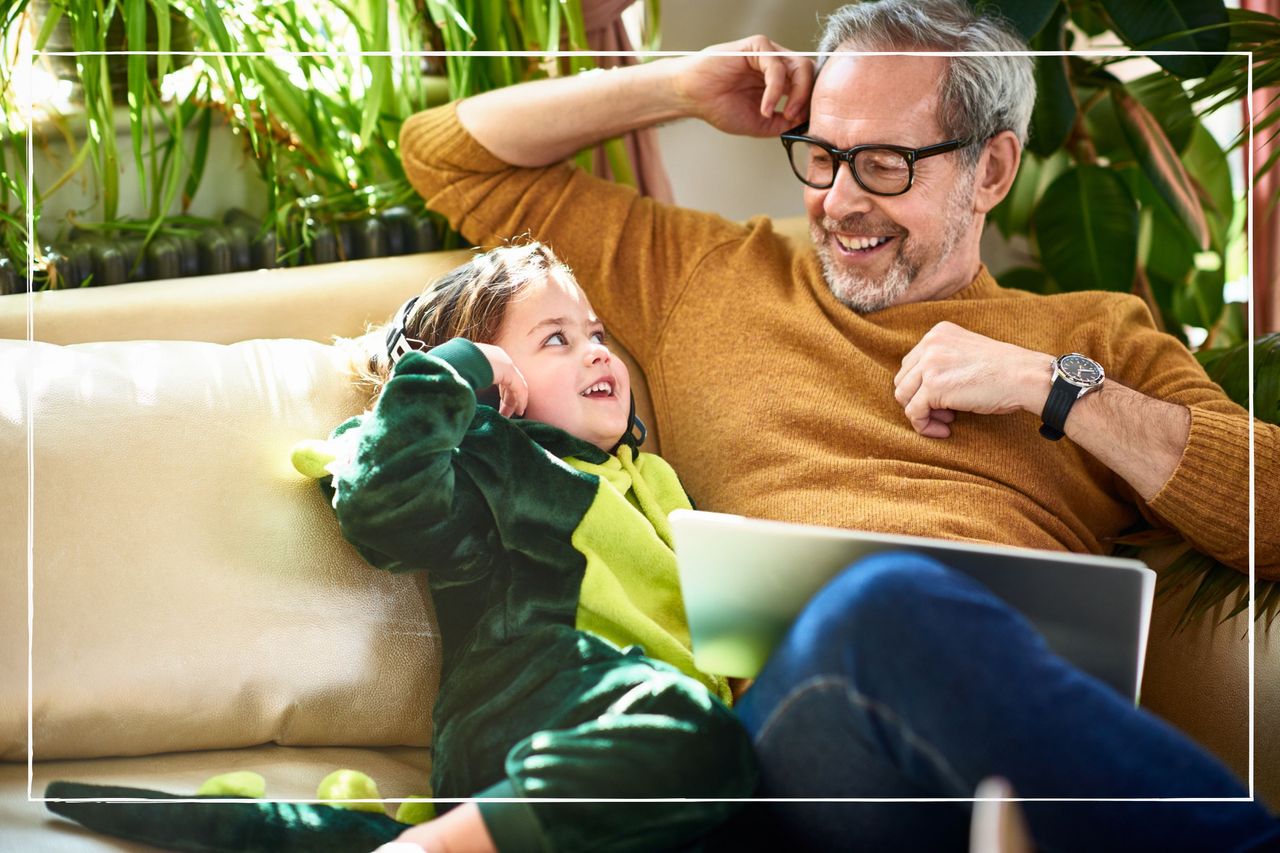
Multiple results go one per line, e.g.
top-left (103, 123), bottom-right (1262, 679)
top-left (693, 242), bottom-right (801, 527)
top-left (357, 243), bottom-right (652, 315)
top-left (397, 0), bottom-right (1279, 848)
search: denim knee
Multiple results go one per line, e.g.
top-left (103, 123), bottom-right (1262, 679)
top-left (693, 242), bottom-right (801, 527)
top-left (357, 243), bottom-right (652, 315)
top-left (797, 551), bottom-right (952, 642)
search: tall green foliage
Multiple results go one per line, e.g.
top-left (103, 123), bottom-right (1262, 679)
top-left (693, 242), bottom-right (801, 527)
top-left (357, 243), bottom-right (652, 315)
top-left (0, 0), bottom-right (623, 278)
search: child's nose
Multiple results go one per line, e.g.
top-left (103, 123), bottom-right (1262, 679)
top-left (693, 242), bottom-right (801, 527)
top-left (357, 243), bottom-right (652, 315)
top-left (584, 342), bottom-right (611, 365)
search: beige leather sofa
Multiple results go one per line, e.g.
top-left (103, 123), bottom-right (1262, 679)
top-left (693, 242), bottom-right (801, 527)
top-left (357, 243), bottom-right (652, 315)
top-left (1, 236), bottom-right (1276, 851)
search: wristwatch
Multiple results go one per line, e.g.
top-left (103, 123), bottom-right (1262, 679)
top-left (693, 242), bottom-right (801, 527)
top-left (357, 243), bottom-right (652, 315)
top-left (1039, 353), bottom-right (1104, 440)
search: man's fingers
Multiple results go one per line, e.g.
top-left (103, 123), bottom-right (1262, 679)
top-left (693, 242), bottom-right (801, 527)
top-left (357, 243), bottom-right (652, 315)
top-left (893, 364), bottom-right (921, 409)
top-left (895, 343), bottom-right (924, 387)
top-left (759, 56), bottom-right (789, 118)
top-left (783, 55), bottom-right (815, 121)
top-left (931, 408), bottom-right (956, 424)
top-left (903, 395), bottom-right (931, 434)
top-left (920, 419), bottom-right (952, 439)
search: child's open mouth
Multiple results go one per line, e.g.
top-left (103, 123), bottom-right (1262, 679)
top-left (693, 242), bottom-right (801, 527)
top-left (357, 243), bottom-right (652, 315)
top-left (580, 380), bottom-right (615, 399)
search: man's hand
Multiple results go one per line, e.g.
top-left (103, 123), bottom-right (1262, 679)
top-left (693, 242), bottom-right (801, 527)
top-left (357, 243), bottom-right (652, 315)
top-left (893, 321), bottom-right (1050, 438)
top-left (893, 321), bottom-right (1193, 502)
top-left (473, 343), bottom-right (529, 418)
top-left (671, 35), bottom-right (815, 138)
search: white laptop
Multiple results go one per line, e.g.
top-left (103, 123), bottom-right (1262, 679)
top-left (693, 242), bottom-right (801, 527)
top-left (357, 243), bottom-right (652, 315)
top-left (670, 509), bottom-right (1157, 702)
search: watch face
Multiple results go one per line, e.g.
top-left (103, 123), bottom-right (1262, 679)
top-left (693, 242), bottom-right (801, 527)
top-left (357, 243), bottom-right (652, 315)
top-left (1059, 354), bottom-right (1104, 387)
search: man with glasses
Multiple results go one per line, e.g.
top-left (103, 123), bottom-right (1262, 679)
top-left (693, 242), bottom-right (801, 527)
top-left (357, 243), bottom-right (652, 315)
top-left (398, 0), bottom-right (1278, 849)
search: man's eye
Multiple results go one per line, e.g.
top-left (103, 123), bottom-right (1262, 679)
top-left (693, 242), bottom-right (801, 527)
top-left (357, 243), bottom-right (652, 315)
top-left (544, 332), bottom-right (567, 346)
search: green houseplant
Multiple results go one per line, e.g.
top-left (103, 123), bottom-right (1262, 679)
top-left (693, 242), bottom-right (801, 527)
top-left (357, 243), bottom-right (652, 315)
top-left (0, 0), bottom-right (648, 285)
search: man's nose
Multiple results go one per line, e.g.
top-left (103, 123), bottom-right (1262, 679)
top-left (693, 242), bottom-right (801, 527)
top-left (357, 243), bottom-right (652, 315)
top-left (822, 160), bottom-right (875, 220)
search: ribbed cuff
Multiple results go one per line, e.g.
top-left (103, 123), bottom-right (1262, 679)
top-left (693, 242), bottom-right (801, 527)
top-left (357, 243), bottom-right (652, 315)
top-left (474, 780), bottom-right (549, 853)
top-left (429, 338), bottom-right (494, 392)
top-left (1146, 406), bottom-right (1253, 566)
top-left (398, 102), bottom-right (510, 172)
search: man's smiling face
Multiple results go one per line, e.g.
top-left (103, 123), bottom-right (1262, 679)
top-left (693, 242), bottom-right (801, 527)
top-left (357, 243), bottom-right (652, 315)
top-left (804, 53), bottom-right (981, 312)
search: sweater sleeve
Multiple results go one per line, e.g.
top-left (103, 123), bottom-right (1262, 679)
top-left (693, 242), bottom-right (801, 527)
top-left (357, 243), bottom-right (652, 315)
top-left (397, 103), bottom-right (749, 366)
top-left (1100, 297), bottom-right (1279, 577)
top-left (329, 340), bottom-right (500, 580)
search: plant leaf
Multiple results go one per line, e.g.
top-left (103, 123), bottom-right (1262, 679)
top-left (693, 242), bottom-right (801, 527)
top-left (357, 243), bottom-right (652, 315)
top-left (1099, 0), bottom-right (1229, 79)
top-left (125, 0), bottom-right (148, 201)
top-left (972, 0), bottom-right (1063, 41)
top-left (33, 1), bottom-right (65, 50)
top-left (1032, 164), bottom-right (1138, 292)
top-left (1027, 4), bottom-right (1076, 157)
top-left (1181, 123), bottom-right (1233, 246)
top-left (359, 0), bottom-right (392, 149)
top-left (1067, 0), bottom-right (1110, 36)
top-left (184, 100), bottom-right (212, 211)
top-left (601, 137), bottom-right (635, 188)
top-left (1156, 548), bottom-right (1237, 633)
top-left (148, 0), bottom-right (171, 81)
top-left (1111, 86), bottom-right (1209, 249)
top-left (1198, 333), bottom-right (1280, 420)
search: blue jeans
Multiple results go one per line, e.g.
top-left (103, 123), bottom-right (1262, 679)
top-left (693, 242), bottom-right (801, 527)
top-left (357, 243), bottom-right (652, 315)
top-left (732, 552), bottom-right (1278, 852)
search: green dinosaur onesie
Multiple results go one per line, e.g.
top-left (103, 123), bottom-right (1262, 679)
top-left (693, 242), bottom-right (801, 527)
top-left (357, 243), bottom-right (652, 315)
top-left (323, 340), bottom-right (756, 851)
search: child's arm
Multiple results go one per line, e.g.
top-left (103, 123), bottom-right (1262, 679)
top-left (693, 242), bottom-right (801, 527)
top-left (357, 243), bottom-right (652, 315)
top-left (328, 340), bottom-right (502, 573)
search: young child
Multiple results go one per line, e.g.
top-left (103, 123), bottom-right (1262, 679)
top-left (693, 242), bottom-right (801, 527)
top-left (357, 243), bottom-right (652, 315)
top-left (43, 241), bottom-right (754, 853)
top-left (326, 241), bottom-right (757, 852)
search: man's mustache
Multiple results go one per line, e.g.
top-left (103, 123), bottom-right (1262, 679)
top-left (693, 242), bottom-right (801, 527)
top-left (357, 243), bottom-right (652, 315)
top-left (818, 216), bottom-right (906, 238)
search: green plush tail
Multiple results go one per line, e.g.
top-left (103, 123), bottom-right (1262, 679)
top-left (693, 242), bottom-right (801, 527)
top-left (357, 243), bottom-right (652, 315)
top-left (45, 781), bottom-right (405, 853)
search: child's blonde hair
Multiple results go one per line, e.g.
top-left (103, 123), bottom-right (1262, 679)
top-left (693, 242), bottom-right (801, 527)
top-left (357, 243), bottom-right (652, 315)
top-left (342, 240), bottom-right (571, 402)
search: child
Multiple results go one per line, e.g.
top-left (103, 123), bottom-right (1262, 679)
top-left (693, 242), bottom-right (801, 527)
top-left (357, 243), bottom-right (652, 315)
top-left (327, 241), bottom-right (757, 852)
top-left (43, 241), bottom-right (755, 853)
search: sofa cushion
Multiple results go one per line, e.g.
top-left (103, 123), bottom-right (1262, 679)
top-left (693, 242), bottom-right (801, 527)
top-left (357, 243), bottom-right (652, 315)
top-left (0, 338), bottom-right (440, 761)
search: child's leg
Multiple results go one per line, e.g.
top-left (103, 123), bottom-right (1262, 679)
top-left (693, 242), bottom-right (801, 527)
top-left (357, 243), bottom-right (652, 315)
top-left (480, 662), bottom-right (755, 852)
top-left (432, 630), bottom-right (758, 853)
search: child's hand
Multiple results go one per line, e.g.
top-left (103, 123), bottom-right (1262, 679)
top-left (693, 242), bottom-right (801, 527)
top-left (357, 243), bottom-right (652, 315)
top-left (473, 343), bottom-right (528, 418)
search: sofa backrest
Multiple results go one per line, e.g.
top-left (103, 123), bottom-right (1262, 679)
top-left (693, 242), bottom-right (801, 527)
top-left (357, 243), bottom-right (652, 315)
top-left (0, 250), bottom-right (661, 451)
top-left (0, 251), bottom-right (661, 761)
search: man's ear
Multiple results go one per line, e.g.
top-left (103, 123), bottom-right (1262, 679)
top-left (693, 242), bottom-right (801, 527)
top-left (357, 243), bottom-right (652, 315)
top-left (972, 130), bottom-right (1022, 214)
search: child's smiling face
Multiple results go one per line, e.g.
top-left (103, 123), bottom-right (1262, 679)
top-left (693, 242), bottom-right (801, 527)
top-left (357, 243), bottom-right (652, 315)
top-left (493, 271), bottom-right (632, 452)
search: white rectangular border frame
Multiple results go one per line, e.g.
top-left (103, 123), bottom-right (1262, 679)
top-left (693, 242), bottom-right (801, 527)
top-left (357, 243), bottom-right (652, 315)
top-left (27, 44), bottom-right (1259, 804)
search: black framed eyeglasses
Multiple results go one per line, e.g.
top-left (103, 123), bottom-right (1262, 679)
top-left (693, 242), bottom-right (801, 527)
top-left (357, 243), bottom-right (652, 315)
top-left (780, 123), bottom-right (971, 196)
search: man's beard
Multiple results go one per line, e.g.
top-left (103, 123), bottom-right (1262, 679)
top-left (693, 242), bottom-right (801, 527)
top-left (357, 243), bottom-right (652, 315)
top-left (813, 180), bottom-right (975, 314)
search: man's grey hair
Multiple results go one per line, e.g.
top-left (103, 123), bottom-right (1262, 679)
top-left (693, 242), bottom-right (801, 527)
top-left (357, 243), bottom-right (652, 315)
top-left (816, 0), bottom-right (1035, 165)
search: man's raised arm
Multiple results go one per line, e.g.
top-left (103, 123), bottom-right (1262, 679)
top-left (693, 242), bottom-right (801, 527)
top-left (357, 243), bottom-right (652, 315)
top-left (397, 37), bottom-right (812, 365)
top-left (454, 36), bottom-right (815, 166)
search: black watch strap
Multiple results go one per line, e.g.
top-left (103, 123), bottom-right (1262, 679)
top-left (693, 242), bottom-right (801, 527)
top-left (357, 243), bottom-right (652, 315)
top-left (1039, 377), bottom-right (1078, 441)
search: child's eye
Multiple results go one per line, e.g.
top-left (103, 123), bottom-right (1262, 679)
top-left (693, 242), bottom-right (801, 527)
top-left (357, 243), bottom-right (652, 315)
top-left (544, 332), bottom-right (567, 346)
top-left (590, 330), bottom-right (606, 344)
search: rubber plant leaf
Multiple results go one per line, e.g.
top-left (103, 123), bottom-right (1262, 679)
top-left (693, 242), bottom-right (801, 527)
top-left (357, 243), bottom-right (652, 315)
top-left (1111, 85), bottom-right (1210, 250)
top-left (1099, 0), bottom-right (1228, 79)
top-left (1028, 3), bottom-right (1075, 157)
top-left (970, 0), bottom-right (1062, 41)
top-left (1032, 164), bottom-right (1138, 292)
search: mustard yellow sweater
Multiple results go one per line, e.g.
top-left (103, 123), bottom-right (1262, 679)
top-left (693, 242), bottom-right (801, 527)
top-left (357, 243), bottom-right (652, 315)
top-left (400, 103), bottom-right (1278, 578)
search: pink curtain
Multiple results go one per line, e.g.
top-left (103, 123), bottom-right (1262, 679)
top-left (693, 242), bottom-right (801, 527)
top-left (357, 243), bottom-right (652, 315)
top-left (581, 0), bottom-right (675, 202)
top-left (1244, 0), bottom-right (1279, 333)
